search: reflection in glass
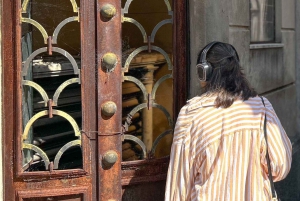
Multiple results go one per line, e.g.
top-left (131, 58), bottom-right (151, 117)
top-left (250, 0), bottom-right (275, 42)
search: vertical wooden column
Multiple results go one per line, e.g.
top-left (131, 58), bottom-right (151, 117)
top-left (2, 0), bottom-right (15, 198)
top-left (142, 65), bottom-right (158, 151)
top-left (81, 0), bottom-right (97, 199)
top-left (97, 0), bottom-right (122, 200)
top-left (173, 0), bottom-right (188, 118)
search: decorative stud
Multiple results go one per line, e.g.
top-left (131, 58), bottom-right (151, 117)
top-left (102, 53), bottom-right (118, 72)
top-left (100, 4), bottom-right (116, 19)
top-left (101, 101), bottom-right (117, 117)
top-left (102, 150), bottom-right (118, 168)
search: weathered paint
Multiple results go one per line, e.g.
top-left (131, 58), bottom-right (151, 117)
top-left (1, 0), bottom-right (188, 200)
top-left (2, 0), bottom-right (97, 199)
top-left (97, 0), bottom-right (122, 199)
top-left (0, 0), bottom-right (3, 199)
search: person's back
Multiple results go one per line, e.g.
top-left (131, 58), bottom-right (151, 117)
top-left (165, 42), bottom-right (292, 201)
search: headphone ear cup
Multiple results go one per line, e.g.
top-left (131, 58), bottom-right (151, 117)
top-left (197, 62), bottom-right (213, 82)
top-left (205, 62), bottom-right (213, 81)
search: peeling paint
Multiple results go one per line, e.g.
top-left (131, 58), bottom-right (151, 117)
top-left (0, 0), bottom-right (3, 198)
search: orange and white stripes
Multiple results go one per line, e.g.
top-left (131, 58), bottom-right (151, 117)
top-left (165, 95), bottom-right (292, 201)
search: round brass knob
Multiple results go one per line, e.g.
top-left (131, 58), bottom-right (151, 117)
top-left (101, 101), bottom-right (117, 117)
top-left (100, 4), bottom-right (116, 19)
top-left (102, 150), bottom-right (118, 168)
top-left (102, 53), bottom-right (118, 72)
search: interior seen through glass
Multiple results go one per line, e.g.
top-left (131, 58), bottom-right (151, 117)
top-left (21, 0), bottom-right (174, 172)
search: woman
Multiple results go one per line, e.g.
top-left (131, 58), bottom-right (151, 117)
top-left (165, 42), bottom-right (292, 201)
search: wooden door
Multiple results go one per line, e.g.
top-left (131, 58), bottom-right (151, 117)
top-left (2, 0), bottom-right (187, 200)
top-left (3, 0), bottom-right (97, 200)
top-left (119, 0), bottom-right (187, 200)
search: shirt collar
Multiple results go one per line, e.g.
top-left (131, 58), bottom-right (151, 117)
top-left (186, 94), bottom-right (216, 112)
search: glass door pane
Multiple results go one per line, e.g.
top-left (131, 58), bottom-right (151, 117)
top-left (21, 0), bottom-right (83, 171)
top-left (121, 0), bottom-right (174, 161)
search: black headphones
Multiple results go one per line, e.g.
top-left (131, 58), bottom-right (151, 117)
top-left (196, 41), bottom-right (240, 82)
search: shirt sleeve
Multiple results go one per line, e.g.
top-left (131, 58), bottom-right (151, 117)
top-left (260, 98), bottom-right (292, 182)
top-left (165, 105), bottom-right (195, 201)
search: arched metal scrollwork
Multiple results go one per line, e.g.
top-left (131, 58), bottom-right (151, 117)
top-left (22, 110), bottom-right (81, 170)
top-left (23, 47), bottom-right (80, 77)
top-left (121, 0), bottom-right (175, 160)
top-left (123, 46), bottom-right (173, 72)
top-left (20, 0), bottom-right (82, 171)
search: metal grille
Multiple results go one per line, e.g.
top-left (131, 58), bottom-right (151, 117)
top-left (121, 0), bottom-right (174, 161)
top-left (21, 0), bottom-right (82, 171)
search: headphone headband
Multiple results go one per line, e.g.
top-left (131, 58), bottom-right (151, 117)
top-left (200, 41), bottom-right (219, 63)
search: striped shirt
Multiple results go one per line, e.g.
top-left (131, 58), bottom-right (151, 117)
top-left (165, 95), bottom-right (292, 201)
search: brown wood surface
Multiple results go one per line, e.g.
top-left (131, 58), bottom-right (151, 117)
top-left (96, 0), bottom-right (123, 200)
top-left (3, 0), bottom-right (15, 198)
top-left (121, 0), bottom-right (188, 200)
top-left (173, 0), bottom-right (188, 118)
top-left (2, 0), bottom-right (188, 200)
top-left (3, 0), bottom-right (97, 200)
top-left (80, 0), bottom-right (98, 199)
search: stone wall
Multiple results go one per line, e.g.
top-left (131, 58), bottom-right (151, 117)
top-left (189, 0), bottom-right (297, 139)
top-left (0, 0), bottom-right (3, 199)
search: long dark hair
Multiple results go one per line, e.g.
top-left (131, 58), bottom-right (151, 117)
top-left (197, 42), bottom-right (257, 108)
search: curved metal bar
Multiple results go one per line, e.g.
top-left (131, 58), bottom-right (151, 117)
top-left (22, 80), bottom-right (49, 107)
top-left (23, 143), bottom-right (51, 170)
top-left (122, 17), bottom-right (147, 43)
top-left (122, 0), bottom-right (172, 15)
top-left (150, 129), bottom-right (173, 155)
top-left (152, 103), bottom-right (173, 128)
top-left (123, 103), bottom-right (145, 132)
top-left (23, 47), bottom-right (46, 76)
top-left (123, 76), bottom-right (147, 101)
top-left (70, 0), bottom-right (79, 12)
top-left (52, 47), bottom-right (80, 75)
top-left (150, 18), bottom-right (173, 43)
top-left (23, 47), bottom-right (80, 77)
top-left (122, 0), bottom-right (133, 15)
top-left (23, 110), bottom-right (48, 141)
top-left (123, 46), bottom-right (147, 72)
top-left (52, 110), bottom-right (81, 137)
top-left (21, 18), bottom-right (48, 43)
top-left (21, 0), bottom-right (30, 13)
top-left (123, 46), bottom-right (173, 72)
top-left (53, 78), bottom-right (80, 106)
top-left (22, 0), bottom-right (78, 13)
top-left (124, 103), bottom-right (146, 131)
top-left (151, 46), bottom-right (173, 70)
top-left (22, 109), bottom-right (81, 141)
top-left (163, 0), bottom-right (172, 13)
top-left (151, 74), bottom-right (172, 99)
top-left (52, 16), bottom-right (80, 44)
top-left (124, 135), bottom-right (146, 158)
top-left (53, 140), bottom-right (81, 169)
top-left (124, 103), bottom-right (173, 131)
